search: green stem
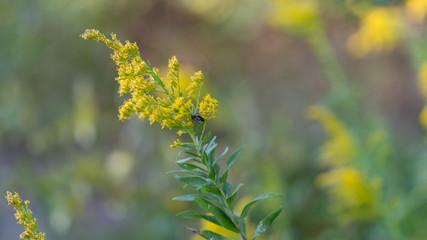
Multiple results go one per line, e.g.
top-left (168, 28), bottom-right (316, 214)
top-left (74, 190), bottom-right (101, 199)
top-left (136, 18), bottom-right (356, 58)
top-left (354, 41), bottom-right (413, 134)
top-left (189, 129), bottom-right (247, 240)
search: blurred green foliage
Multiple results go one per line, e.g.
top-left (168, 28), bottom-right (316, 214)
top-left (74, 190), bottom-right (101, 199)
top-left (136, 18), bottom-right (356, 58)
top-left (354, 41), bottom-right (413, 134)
top-left (2, 0), bottom-right (427, 239)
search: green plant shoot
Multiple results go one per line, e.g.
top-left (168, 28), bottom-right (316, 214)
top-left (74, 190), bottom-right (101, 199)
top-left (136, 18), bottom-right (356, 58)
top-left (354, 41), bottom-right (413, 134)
top-left (80, 29), bottom-right (281, 240)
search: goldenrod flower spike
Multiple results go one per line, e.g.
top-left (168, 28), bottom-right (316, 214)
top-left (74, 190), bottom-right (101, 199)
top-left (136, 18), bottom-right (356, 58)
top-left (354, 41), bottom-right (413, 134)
top-left (187, 71), bottom-right (205, 102)
top-left (81, 29), bottom-right (218, 137)
top-left (5, 191), bottom-right (47, 240)
top-left (168, 56), bottom-right (181, 96)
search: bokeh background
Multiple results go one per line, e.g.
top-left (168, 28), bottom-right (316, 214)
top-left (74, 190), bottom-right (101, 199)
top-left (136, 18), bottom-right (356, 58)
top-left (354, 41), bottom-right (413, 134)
top-left (2, 0), bottom-right (427, 239)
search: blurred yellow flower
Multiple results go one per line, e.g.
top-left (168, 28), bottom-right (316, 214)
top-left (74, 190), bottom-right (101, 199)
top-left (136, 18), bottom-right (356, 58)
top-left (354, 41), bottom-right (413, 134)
top-left (405, 0), bottom-right (427, 23)
top-left (418, 62), bottom-right (427, 98)
top-left (419, 106), bottom-right (427, 130)
top-left (417, 62), bottom-right (427, 132)
top-left (316, 167), bottom-right (381, 224)
top-left (346, 7), bottom-right (404, 57)
top-left (268, 0), bottom-right (319, 34)
top-left (306, 105), bottom-right (357, 166)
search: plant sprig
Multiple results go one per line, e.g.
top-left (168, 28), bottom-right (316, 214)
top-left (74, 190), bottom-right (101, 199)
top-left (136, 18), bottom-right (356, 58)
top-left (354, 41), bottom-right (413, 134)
top-left (80, 29), bottom-right (282, 240)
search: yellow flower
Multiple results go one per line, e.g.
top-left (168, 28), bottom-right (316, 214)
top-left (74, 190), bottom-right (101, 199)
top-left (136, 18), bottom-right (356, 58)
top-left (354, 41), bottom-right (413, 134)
top-left (168, 55), bottom-right (181, 91)
top-left (267, 0), bottom-right (319, 34)
top-left (170, 138), bottom-right (183, 148)
top-left (81, 29), bottom-right (219, 136)
top-left (187, 71), bottom-right (205, 101)
top-left (418, 62), bottom-right (427, 98)
top-left (198, 94), bottom-right (219, 120)
top-left (406, 0), bottom-right (427, 23)
top-left (316, 167), bottom-right (381, 224)
top-left (346, 7), bottom-right (404, 57)
top-left (306, 105), bottom-right (357, 166)
top-left (419, 106), bottom-right (427, 130)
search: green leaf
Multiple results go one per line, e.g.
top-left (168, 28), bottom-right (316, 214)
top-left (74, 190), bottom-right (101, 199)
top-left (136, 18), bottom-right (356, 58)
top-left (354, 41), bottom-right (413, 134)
top-left (169, 169), bottom-right (208, 178)
top-left (225, 145), bottom-right (245, 172)
top-left (207, 146), bottom-right (216, 165)
top-left (230, 183), bottom-right (244, 196)
top-left (237, 217), bottom-right (247, 237)
top-left (174, 175), bottom-right (208, 188)
top-left (173, 194), bottom-right (206, 201)
top-left (252, 207), bottom-right (283, 239)
top-left (213, 164), bottom-right (220, 181)
top-left (199, 230), bottom-right (234, 240)
top-left (176, 161), bottom-right (205, 171)
top-left (227, 183), bottom-right (244, 207)
top-left (177, 150), bottom-right (200, 159)
top-left (222, 181), bottom-right (232, 198)
top-left (177, 156), bottom-right (202, 164)
top-left (194, 198), bottom-right (241, 233)
top-left (240, 193), bottom-right (281, 218)
top-left (197, 185), bottom-right (222, 196)
top-left (202, 132), bottom-right (212, 143)
top-left (177, 211), bottom-right (221, 225)
top-left (195, 121), bottom-right (205, 133)
top-left (220, 170), bottom-right (228, 184)
top-left (204, 136), bottom-right (217, 155)
top-left (176, 210), bottom-right (202, 219)
top-left (213, 146), bottom-right (228, 165)
top-left (180, 142), bottom-right (197, 150)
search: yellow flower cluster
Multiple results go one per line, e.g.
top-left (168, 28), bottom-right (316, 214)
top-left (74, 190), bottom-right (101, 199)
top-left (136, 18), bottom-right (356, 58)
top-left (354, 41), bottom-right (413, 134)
top-left (405, 0), bottom-right (427, 23)
top-left (5, 191), bottom-right (46, 240)
top-left (168, 56), bottom-right (181, 92)
top-left (346, 7), bottom-right (404, 57)
top-left (316, 167), bottom-right (381, 223)
top-left (418, 62), bottom-right (427, 131)
top-left (306, 105), bottom-right (357, 166)
top-left (267, 0), bottom-right (319, 34)
top-left (187, 71), bottom-right (204, 101)
top-left (418, 62), bottom-right (427, 98)
top-left (308, 105), bottom-right (382, 224)
top-left (81, 29), bottom-right (218, 134)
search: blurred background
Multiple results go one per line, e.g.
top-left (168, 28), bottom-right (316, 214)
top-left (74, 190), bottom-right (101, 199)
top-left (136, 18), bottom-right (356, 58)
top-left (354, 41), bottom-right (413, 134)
top-left (2, 0), bottom-right (427, 239)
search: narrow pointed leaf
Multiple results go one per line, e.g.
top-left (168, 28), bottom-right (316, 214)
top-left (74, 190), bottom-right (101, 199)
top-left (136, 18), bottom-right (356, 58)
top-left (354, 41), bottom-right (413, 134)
top-left (202, 132), bottom-right (212, 143)
top-left (177, 150), bottom-right (200, 159)
top-left (213, 146), bottom-right (229, 165)
top-left (238, 217), bottom-right (247, 237)
top-left (194, 198), bottom-right (240, 233)
top-left (173, 194), bottom-right (206, 201)
top-left (240, 193), bottom-right (281, 218)
top-left (177, 210), bottom-right (220, 225)
top-left (225, 145), bottom-right (245, 172)
top-left (176, 210), bottom-right (203, 219)
top-left (197, 185), bottom-right (222, 196)
top-left (169, 169), bottom-right (208, 178)
top-left (176, 161), bottom-right (206, 171)
top-left (220, 170), bottom-right (228, 184)
top-left (174, 175), bottom-right (208, 188)
top-left (222, 181), bottom-right (232, 198)
top-left (199, 230), bottom-right (234, 240)
top-left (177, 156), bottom-right (202, 164)
top-left (227, 183), bottom-right (243, 206)
top-left (252, 207), bottom-right (282, 239)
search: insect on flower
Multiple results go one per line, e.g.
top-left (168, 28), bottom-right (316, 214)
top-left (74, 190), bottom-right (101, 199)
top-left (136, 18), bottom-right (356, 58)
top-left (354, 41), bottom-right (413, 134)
top-left (191, 110), bottom-right (205, 123)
